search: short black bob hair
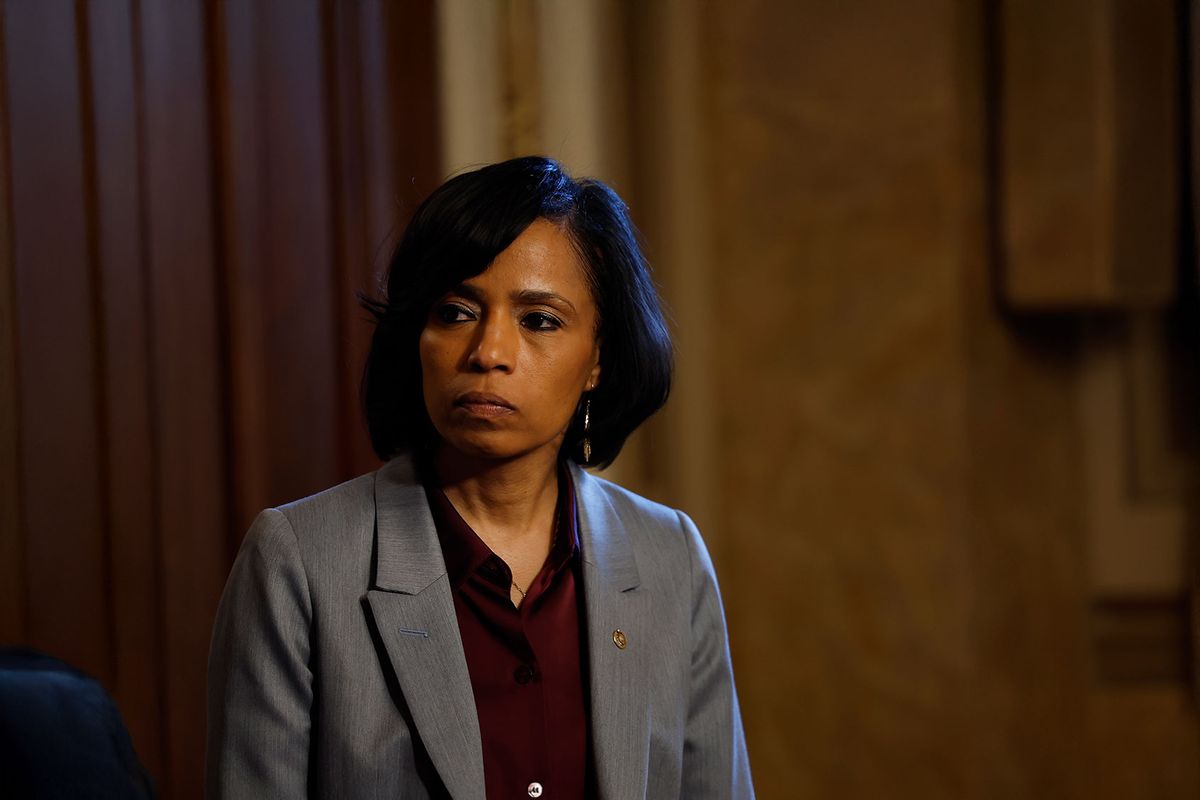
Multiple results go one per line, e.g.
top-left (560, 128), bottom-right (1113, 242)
top-left (361, 156), bottom-right (672, 469)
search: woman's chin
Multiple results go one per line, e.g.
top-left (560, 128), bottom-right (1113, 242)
top-left (438, 435), bottom-right (517, 462)
top-left (437, 433), bottom-right (558, 465)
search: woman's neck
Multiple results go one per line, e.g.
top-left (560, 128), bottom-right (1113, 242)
top-left (431, 445), bottom-right (560, 552)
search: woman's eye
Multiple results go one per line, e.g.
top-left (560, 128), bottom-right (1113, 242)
top-left (434, 303), bottom-right (474, 324)
top-left (522, 312), bottom-right (562, 331)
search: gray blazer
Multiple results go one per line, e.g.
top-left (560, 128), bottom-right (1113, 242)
top-left (206, 454), bottom-right (753, 799)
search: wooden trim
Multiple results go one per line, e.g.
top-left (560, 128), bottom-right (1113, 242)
top-left (999, 0), bottom-right (1178, 309)
top-left (259, 0), bottom-right (339, 508)
top-left (501, 0), bottom-right (541, 157)
top-left (75, 0), bottom-right (119, 693)
top-left (327, 1), bottom-right (376, 478)
top-left (330, 0), bottom-right (440, 478)
top-left (137, 1), bottom-right (229, 791)
top-left (5, 0), bottom-right (110, 680)
top-left (0, 2), bottom-right (28, 645)
top-left (626, 0), bottom-right (719, 531)
top-left (436, 0), bottom-right (503, 173)
top-left (1079, 319), bottom-right (1187, 595)
top-left (1091, 596), bottom-right (1191, 684)
top-left (84, 0), bottom-right (165, 776)
top-left (212, 0), bottom-right (270, 535)
top-left (324, 0), bottom-right (357, 477)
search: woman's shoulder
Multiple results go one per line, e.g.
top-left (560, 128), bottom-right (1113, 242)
top-left (576, 469), bottom-right (683, 529)
top-left (234, 469), bottom-right (382, 591)
top-left (571, 465), bottom-right (705, 563)
top-left (239, 469), bottom-right (379, 558)
top-left (573, 468), bottom-right (723, 612)
top-left (273, 470), bottom-right (377, 528)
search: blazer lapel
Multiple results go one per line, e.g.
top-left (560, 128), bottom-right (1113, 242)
top-left (365, 455), bottom-right (485, 800)
top-left (572, 464), bottom-right (653, 800)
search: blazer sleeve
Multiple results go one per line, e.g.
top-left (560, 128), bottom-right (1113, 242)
top-left (677, 510), bottom-right (755, 799)
top-left (206, 509), bottom-right (313, 799)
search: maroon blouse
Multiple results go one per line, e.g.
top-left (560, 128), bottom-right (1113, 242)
top-left (424, 463), bottom-right (593, 799)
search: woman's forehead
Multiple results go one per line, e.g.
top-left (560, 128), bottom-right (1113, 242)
top-left (461, 220), bottom-right (592, 300)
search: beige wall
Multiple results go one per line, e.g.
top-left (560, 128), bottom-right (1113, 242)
top-left (703, 3), bottom-right (980, 793)
top-left (433, 1), bottom-right (1200, 795)
top-left (698, 2), bottom-right (1198, 797)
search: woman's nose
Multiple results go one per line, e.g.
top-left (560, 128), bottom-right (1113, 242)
top-left (466, 314), bottom-right (515, 372)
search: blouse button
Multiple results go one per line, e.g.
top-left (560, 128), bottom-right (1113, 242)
top-left (514, 664), bottom-right (536, 684)
top-left (527, 781), bottom-right (543, 797)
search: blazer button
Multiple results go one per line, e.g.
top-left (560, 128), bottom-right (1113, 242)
top-left (514, 664), bottom-right (535, 684)
top-left (612, 629), bottom-right (627, 649)
top-left (527, 781), bottom-right (543, 797)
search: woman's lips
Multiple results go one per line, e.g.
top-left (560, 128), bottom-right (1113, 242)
top-left (455, 392), bottom-right (516, 417)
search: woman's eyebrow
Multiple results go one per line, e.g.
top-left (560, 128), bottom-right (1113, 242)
top-left (451, 282), bottom-right (577, 313)
top-left (514, 289), bottom-right (576, 313)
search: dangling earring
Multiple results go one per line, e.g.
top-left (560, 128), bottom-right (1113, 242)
top-left (581, 397), bottom-right (592, 464)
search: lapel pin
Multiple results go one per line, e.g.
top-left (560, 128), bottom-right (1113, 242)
top-left (612, 629), bottom-right (627, 649)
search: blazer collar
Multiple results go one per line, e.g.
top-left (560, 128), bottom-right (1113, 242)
top-left (372, 454), bottom-right (445, 594)
top-left (569, 461), bottom-right (641, 592)
top-left (373, 454), bottom-right (642, 595)
top-left (368, 454), bottom-right (483, 800)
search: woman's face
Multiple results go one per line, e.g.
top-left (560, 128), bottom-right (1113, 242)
top-left (419, 218), bottom-right (602, 464)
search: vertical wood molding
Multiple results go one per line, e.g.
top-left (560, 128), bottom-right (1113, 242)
top-left (501, 0), bottom-right (541, 157)
top-left (212, 0), bottom-right (269, 539)
top-left (1191, 0), bottom-right (1200, 703)
top-left (5, 1), bottom-right (111, 681)
top-left (327, 0), bottom-right (368, 478)
top-left (217, 0), bottom-right (341, 530)
top-left (381, 0), bottom-right (442, 228)
top-left (0, 4), bottom-right (27, 644)
top-left (1000, 0), bottom-right (1178, 309)
top-left (1078, 319), bottom-right (1187, 595)
top-left (436, 0), bottom-right (503, 174)
top-left (536, 0), bottom-right (604, 176)
top-left (329, 0), bottom-right (440, 479)
top-left (85, 0), bottom-right (165, 776)
top-left (1126, 313), bottom-right (1200, 500)
top-left (255, 0), bottom-right (339, 507)
top-left (629, 0), bottom-right (718, 535)
top-left (1109, 0), bottom-right (1179, 299)
top-left (533, 0), bottom-right (636, 191)
top-left (138, 1), bottom-right (228, 791)
top-left (965, 1), bottom-right (1093, 792)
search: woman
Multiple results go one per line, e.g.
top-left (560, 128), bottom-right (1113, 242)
top-left (206, 157), bottom-right (753, 799)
